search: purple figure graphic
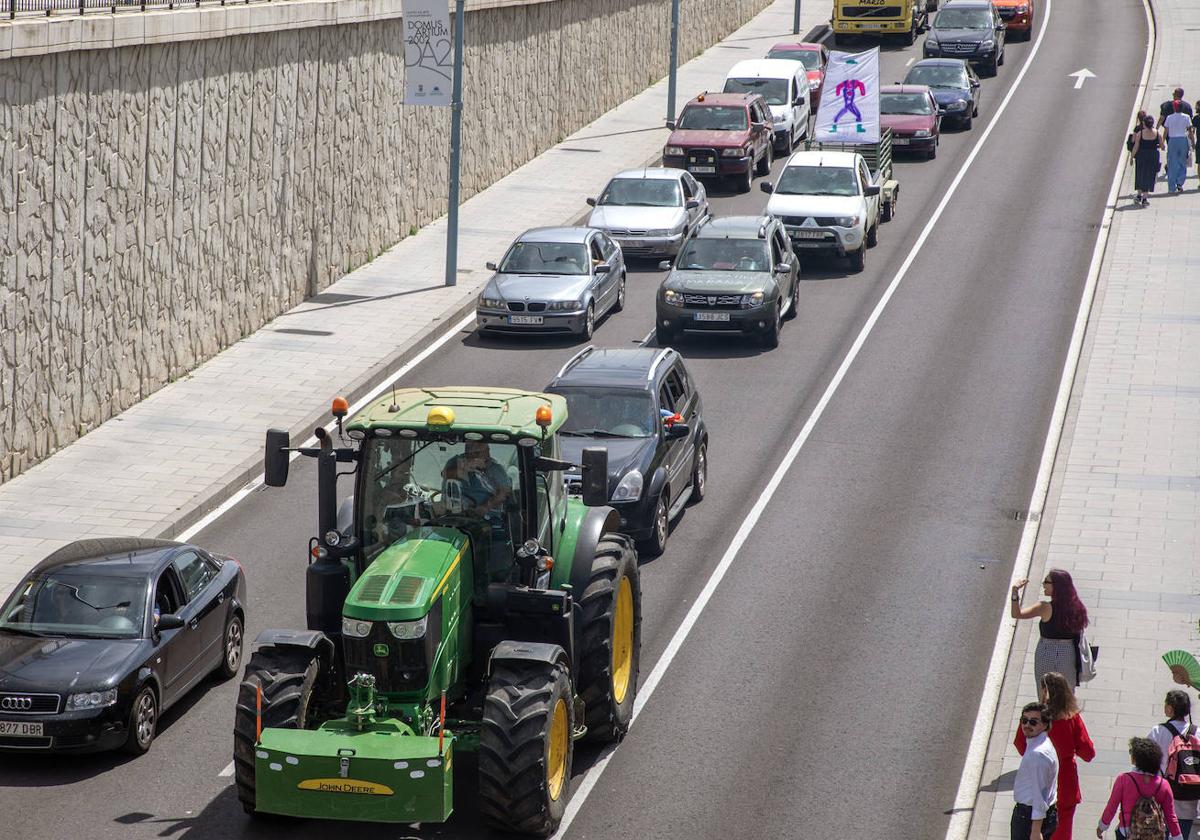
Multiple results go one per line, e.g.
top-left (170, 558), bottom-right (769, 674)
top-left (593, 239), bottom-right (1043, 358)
top-left (832, 78), bottom-right (867, 133)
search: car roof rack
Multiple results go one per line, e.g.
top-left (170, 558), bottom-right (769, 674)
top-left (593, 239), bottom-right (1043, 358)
top-left (556, 345), bottom-right (597, 378)
top-left (647, 348), bottom-right (674, 382)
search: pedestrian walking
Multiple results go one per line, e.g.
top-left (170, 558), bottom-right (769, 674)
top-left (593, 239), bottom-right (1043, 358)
top-left (1191, 102), bottom-right (1200, 181)
top-left (1017, 672), bottom-right (1096, 840)
top-left (1131, 115), bottom-right (1165, 206)
top-left (1158, 87), bottom-right (1194, 127)
top-left (1149, 690), bottom-right (1200, 839)
top-left (1011, 569), bottom-right (1090, 689)
top-left (1096, 737), bottom-right (1183, 839)
top-left (1128, 110), bottom-right (1148, 153)
top-left (1015, 702), bottom-right (1060, 840)
top-left (1163, 100), bottom-right (1195, 193)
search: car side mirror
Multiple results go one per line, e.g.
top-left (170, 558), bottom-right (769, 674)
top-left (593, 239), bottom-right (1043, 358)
top-left (157, 613), bottom-right (185, 632)
top-left (793, 97), bottom-right (805, 106)
top-left (658, 260), bottom-right (673, 270)
top-left (760, 182), bottom-right (774, 194)
top-left (486, 261), bottom-right (499, 271)
top-left (586, 197), bottom-right (597, 207)
top-left (996, 23), bottom-right (1005, 30)
top-left (594, 263), bottom-right (612, 275)
top-left (264, 428), bottom-right (290, 487)
top-left (752, 121), bottom-right (768, 131)
top-left (937, 107), bottom-right (948, 115)
top-left (665, 119), bottom-right (677, 130)
top-left (773, 263), bottom-right (790, 274)
top-left (666, 422), bottom-right (690, 440)
top-left (685, 199), bottom-right (700, 209)
top-left (580, 448), bottom-right (609, 507)
top-left (864, 185), bottom-right (881, 197)
top-left (970, 80), bottom-right (980, 88)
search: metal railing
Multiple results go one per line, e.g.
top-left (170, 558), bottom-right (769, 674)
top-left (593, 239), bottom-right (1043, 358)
top-left (9, 0), bottom-right (270, 20)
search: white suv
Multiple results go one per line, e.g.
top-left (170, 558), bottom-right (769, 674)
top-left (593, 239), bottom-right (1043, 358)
top-left (723, 59), bottom-right (812, 153)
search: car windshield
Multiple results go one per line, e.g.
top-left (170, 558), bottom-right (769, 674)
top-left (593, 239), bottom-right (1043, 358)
top-left (723, 77), bottom-right (789, 106)
top-left (360, 437), bottom-right (523, 563)
top-left (766, 48), bottom-right (821, 70)
top-left (599, 178), bottom-right (682, 208)
top-left (934, 8), bottom-right (993, 27)
top-left (881, 93), bottom-right (934, 115)
top-left (905, 66), bottom-right (969, 89)
top-left (499, 242), bottom-right (589, 275)
top-left (676, 238), bottom-right (770, 271)
top-left (554, 389), bottom-right (657, 439)
top-left (0, 571), bottom-right (148, 639)
top-left (774, 165), bottom-right (859, 196)
top-left (677, 105), bottom-right (749, 131)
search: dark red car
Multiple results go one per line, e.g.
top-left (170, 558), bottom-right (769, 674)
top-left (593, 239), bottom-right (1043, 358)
top-left (879, 84), bottom-right (941, 159)
top-left (663, 92), bottom-right (774, 193)
top-left (765, 42), bottom-right (829, 110)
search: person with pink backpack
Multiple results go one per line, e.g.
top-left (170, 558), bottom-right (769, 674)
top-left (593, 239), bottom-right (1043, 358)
top-left (1148, 691), bottom-right (1200, 839)
top-left (1096, 737), bottom-right (1183, 839)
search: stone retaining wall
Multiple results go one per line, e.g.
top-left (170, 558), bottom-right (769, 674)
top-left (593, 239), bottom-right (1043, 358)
top-left (0, 0), bottom-right (769, 482)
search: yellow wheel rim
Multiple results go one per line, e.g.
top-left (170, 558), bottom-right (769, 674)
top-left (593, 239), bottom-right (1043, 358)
top-left (547, 697), bottom-right (569, 802)
top-left (611, 576), bottom-right (634, 705)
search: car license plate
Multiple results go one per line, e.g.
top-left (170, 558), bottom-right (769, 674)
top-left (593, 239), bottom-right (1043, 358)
top-left (791, 230), bottom-right (826, 240)
top-left (0, 721), bottom-right (43, 737)
top-left (893, 137), bottom-right (911, 145)
top-left (689, 165), bottom-right (716, 174)
top-left (508, 315), bottom-right (543, 325)
top-left (694, 312), bottom-right (730, 322)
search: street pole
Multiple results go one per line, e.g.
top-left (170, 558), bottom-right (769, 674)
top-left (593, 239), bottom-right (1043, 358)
top-left (444, 0), bottom-right (466, 287)
top-left (666, 0), bottom-right (680, 123)
top-left (793, 0), bottom-right (801, 34)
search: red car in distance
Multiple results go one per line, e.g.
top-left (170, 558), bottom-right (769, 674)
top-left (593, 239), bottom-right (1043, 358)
top-left (879, 84), bottom-right (941, 159)
top-left (765, 42), bottom-right (829, 110)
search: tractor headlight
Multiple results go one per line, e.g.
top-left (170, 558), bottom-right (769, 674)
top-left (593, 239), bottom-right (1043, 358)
top-left (324, 529), bottom-right (341, 547)
top-left (387, 616), bottom-right (428, 640)
top-left (610, 470), bottom-right (643, 502)
top-left (66, 689), bottom-right (118, 710)
top-left (342, 617), bottom-right (373, 638)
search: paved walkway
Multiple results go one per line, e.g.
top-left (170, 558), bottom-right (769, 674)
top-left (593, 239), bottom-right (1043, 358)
top-left (0, 0), bottom-right (828, 593)
top-left (970, 0), bottom-right (1200, 837)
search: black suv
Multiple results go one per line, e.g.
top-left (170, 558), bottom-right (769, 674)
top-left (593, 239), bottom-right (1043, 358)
top-left (922, 0), bottom-right (1006, 76)
top-left (546, 347), bottom-right (707, 556)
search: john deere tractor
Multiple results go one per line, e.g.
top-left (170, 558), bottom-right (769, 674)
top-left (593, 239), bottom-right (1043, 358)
top-left (232, 387), bottom-right (640, 835)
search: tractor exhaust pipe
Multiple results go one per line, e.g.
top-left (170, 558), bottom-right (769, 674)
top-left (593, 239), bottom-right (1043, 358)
top-left (307, 426), bottom-right (351, 638)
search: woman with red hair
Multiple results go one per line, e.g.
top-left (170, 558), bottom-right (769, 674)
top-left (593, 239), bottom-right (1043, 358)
top-left (1011, 569), bottom-right (1090, 688)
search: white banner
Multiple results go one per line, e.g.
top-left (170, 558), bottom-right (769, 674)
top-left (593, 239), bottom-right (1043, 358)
top-left (403, 0), bottom-right (453, 106)
top-left (814, 48), bottom-right (880, 144)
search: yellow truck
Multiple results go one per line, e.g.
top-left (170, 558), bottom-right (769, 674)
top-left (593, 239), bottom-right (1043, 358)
top-left (831, 0), bottom-right (931, 46)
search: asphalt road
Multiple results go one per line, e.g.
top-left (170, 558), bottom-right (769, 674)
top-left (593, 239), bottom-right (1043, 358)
top-left (0, 0), bottom-right (1147, 835)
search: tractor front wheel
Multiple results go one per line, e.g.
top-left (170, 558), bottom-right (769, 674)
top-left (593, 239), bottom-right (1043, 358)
top-left (233, 646), bottom-right (324, 816)
top-left (577, 535), bottom-right (641, 743)
top-left (478, 657), bottom-right (575, 836)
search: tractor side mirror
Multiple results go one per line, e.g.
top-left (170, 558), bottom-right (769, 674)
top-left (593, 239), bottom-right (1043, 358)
top-left (580, 447), bottom-right (609, 507)
top-left (264, 428), bottom-right (290, 487)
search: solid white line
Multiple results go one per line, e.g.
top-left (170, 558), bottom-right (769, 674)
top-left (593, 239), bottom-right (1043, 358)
top-left (218, 761), bottom-right (235, 778)
top-left (940, 0), bottom-right (1155, 837)
top-left (906, 56), bottom-right (916, 66)
top-left (555, 4), bottom-right (1063, 835)
top-left (639, 328), bottom-right (655, 346)
top-left (176, 313), bottom-right (475, 543)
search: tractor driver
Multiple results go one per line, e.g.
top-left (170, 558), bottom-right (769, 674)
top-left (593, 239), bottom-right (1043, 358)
top-left (442, 442), bottom-right (515, 579)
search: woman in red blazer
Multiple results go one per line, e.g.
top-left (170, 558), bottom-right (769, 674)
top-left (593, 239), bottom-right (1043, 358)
top-left (1016, 671), bottom-right (1097, 840)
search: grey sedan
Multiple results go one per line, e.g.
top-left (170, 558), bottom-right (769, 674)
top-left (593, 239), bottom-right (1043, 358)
top-left (476, 227), bottom-right (626, 339)
top-left (585, 169), bottom-right (709, 259)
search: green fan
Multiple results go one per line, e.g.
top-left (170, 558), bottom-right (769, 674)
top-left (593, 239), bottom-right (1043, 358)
top-left (1162, 650), bottom-right (1200, 688)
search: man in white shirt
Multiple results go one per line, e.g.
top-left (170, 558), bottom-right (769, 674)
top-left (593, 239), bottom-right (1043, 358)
top-left (1013, 702), bottom-right (1059, 840)
top-left (1163, 104), bottom-right (1196, 192)
top-left (1149, 690), bottom-right (1198, 839)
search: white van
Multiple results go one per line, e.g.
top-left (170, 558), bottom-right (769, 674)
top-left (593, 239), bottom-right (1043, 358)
top-left (723, 59), bottom-right (812, 153)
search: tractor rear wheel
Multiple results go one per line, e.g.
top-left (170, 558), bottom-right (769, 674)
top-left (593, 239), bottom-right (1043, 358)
top-left (233, 646), bottom-right (323, 816)
top-left (478, 656), bottom-right (574, 836)
top-left (577, 535), bottom-right (641, 743)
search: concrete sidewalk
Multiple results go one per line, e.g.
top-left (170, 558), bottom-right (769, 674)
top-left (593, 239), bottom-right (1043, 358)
top-left (0, 0), bottom-right (828, 592)
top-left (969, 0), bottom-right (1200, 836)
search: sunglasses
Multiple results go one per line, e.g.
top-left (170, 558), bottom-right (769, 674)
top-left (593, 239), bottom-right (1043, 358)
top-left (1020, 717), bottom-right (1044, 726)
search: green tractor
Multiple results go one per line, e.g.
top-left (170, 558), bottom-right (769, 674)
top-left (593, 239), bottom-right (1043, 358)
top-left (232, 387), bottom-right (641, 835)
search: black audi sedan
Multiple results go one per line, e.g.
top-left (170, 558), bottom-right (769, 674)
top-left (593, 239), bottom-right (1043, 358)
top-left (0, 538), bottom-right (246, 755)
top-left (546, 346), bottom-right (708, 557)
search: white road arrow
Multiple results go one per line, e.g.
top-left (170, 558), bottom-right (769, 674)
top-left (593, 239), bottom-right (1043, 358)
top-left (1068, 68), bottom-right (1096, 90)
